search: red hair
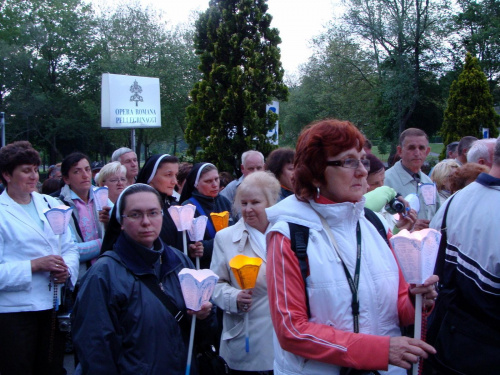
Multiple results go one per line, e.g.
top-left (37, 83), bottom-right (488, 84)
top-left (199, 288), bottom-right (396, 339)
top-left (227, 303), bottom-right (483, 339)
top-left (294, 119), bottom-right (365, 201)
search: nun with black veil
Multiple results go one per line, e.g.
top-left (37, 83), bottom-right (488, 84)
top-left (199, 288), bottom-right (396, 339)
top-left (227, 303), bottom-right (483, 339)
top-left (179, 163), bottom-right (235, 269)
top-left (102, 154), bottom-right (203, 262)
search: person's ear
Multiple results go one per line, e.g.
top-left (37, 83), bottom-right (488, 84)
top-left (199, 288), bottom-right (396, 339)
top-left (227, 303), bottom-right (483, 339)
top-left (2, 172), bottom-right (11, 183)
top-left (397, 145), bottom-right (402, 155)
top-left (425, 146), bottom-right (431, 157)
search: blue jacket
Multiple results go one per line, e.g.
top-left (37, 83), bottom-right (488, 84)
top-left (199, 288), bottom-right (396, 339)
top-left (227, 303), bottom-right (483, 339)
top-left (72, 233), bottom-right (215, 374)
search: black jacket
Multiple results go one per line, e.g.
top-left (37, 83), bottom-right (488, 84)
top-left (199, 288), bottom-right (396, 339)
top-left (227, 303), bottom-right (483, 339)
top-left (72, 233), bottom-right (215, 374)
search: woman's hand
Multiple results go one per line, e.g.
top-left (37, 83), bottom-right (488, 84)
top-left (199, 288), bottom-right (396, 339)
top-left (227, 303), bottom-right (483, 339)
top-left (187, 301), bottom-right (212, 320)
top-left (237, 289), bottom-right (253, 312)
top-left (395, 208), bottom-right (417, 231)
top-left (188, 242), bottom-right (204, 258)
top-left (389, 336), bottom-right (436, 369)
top-left (31, 255), bottom-right (69, 284)
top-left (410, 275), bottom-right (439, 309)
top-left (99, 206), bottom-right (111, 225)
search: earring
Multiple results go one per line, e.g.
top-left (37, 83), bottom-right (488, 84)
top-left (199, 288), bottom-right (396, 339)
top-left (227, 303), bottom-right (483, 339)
top-left (316, 186), bottom-right (320, 199)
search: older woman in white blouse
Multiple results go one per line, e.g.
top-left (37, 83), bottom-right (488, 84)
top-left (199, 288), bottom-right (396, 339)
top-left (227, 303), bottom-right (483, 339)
top-left (210, 171), bottom-right (280, 374)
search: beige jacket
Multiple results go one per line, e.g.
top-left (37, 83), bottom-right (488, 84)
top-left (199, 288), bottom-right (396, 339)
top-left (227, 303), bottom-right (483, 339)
top-left (210, 218), bottom-right (274, 371)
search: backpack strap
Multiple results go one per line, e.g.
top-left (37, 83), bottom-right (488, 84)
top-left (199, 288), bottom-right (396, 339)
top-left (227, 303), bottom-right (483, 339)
top-left (188, 197), bottom-right (216, 239)
top-left (101, 252), bottom-right (188, 329)
top-left (433, 193), bottom-right (457, 286)
top-left (363, 207), bottom-right (390, 247)
top-left (288, 222), bottom-right (311, 317)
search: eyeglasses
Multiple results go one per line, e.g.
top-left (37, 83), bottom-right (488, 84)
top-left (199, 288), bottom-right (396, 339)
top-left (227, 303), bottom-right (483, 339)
top-left (121, 210), bottom-right (163, 221)
top-left (326, 158), bottom-right (370, 171)
top-left (107, 177), bottom-right (127, 184)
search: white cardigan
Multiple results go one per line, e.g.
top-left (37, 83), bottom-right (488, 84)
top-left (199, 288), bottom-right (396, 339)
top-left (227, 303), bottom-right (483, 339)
top-left (210, 218), bottom-right (274, 371)
top-left (0, 190), bottom-right (79, 313)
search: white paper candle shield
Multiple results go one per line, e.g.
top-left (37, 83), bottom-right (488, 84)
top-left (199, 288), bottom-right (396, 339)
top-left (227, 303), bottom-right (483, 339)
top-left (168, 204), bottom-right (196, 231)
top-left (94, 187), bottom-right (109, 211)
top-left (188, 216), bottom-right (208, 241)
top-left (405, 193), bottom-right (420, 214)
top-left (389, 228), bottom-right (441, 284)
top-left (44, 205), bottom-right (74, 235)
top-left (178, 268), bottom-right (219, 311)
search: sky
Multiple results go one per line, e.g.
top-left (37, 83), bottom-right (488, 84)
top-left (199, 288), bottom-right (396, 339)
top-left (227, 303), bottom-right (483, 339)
top-left (136, 0), bottom-right (344, 75)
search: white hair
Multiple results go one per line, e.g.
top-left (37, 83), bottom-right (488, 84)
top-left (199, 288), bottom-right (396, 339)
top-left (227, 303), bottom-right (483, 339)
top-left (111, 147), bottom-right (134, 162)
top-left (241, 150), bottom-right (264, 166)
top-left (97, 162), bottom-right (127, 186)
top-left (467, 139), bottom-right (497, 164)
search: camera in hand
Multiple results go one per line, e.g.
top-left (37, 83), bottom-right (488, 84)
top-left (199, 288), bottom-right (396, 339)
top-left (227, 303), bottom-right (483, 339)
top-left (385, 198), bottom-right (405, 215)
top-left (57, 312), bottom-right (71, 332)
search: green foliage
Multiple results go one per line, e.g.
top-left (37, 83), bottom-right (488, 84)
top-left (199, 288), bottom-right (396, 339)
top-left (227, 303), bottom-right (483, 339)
top-left (455, 0), bottom-right (500, 96)
top-left (440, 53), bottom-right (499, 158)
top-left (0, 0), bottom-right (199, 164)
top-left (185, 0), bottom-right (288, 174)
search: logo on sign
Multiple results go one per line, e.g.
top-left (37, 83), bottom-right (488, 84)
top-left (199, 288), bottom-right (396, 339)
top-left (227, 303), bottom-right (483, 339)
top-left (130, 80), bottom-right (143, 106)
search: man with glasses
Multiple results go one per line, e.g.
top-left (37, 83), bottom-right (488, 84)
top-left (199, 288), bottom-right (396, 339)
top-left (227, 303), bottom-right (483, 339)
top-left (384, 128), bottom-right (440, 230)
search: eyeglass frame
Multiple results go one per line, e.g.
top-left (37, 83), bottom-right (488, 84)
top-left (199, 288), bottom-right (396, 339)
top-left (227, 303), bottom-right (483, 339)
top-left (106, 177), bottom-right (127, 184)
top-left (325, 158), bottom-right (371, 171)
top-left (121, 209), bottom-right (164, 221)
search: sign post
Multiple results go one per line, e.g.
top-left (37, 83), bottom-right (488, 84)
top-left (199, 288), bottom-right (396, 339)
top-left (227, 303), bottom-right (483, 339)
top-left (0, 112), bottom-right (5, 147)
top-left (266, 101), bottom-right (279, 145)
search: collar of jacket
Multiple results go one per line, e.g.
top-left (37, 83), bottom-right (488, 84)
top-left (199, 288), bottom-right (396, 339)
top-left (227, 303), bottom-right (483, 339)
top-left (191, 190), bottom-right (216, 209)
top-left (159, 192), bottom-right (178, 208)
top-left (476, 172), bottom-right (500, 187)
top-left (114, 232), bottom-right (164, 276)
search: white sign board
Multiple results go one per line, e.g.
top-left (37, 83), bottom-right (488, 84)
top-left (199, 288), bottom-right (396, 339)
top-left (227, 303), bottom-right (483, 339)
top-left (101, 73), bottom-right (161, 129)
top-left (266, 101), bottom-right (279, 145)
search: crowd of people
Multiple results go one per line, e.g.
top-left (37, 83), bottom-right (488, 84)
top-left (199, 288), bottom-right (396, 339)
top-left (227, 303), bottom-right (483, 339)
top-left (0, 120), bottom-right (498, 375)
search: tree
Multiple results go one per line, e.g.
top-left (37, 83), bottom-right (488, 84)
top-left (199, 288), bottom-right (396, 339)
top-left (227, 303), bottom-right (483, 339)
top-left (343, 0), bottom-right (451, 139)
top-left (0, 0), bottom-right (98, 163)
top-left (440, 53), bottom-right (499, 158)
top-left (186, 0), bottom-right (288, 174)
top-left (454, 0), bottom-right (500, 100)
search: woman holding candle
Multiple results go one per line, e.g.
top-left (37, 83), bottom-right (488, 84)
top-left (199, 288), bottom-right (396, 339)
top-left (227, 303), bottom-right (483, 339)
top-left (210, 171), bottom-right (280, 374)
top-left (266, 119), bottom-right (438, 375)
top-left (0, 141), bottom-right (79, 375)
top-left (180, 162), bottom-right (234, 269)
top-left (72, 184), bottom-right (213, 375)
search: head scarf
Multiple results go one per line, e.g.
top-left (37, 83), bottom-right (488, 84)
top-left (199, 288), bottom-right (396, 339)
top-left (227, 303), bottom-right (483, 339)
top-left (136, 154), bottom-right (171, 184)
top-left (101, 183), bottom-right (152, 253)
top-left (179, 162), bottom-right (216, 203)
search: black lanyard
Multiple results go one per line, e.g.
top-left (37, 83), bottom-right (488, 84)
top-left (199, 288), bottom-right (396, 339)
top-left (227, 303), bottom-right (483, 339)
top-left (339, 222), bottom-right (362, 333)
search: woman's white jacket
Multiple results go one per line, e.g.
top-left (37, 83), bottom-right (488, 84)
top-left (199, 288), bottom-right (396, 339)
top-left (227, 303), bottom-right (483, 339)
top-left (210, 218), bottom-right (274, 371)
top-left (0, 190), bottom-right (79, 313)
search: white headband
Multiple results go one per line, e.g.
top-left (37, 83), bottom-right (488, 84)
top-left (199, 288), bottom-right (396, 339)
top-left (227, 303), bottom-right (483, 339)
top-left (194, 163), bottom-right (215, 188)
top-left (115, 183), bottom-right (150, 224)
top-left (147, 154), bottom-right (170, 184)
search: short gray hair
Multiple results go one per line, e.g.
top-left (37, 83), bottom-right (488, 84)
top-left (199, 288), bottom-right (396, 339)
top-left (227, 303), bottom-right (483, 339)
top-left (111, 147), bottom-right (134, 162)
top-left (467, 139), bottom-right (496, 164)
top-left (494, 136), bottom-right (500, 165)
top-left (241, 150), bottom-right (264, 166)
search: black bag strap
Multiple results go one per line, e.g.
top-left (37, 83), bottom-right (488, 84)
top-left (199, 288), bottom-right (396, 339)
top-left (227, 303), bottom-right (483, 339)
top-left (101, 252), bottom-right (187, 327)
top-left (363, 208), bottom-right (390, 247)
top-left (433, 193), bottom-right (457, 286)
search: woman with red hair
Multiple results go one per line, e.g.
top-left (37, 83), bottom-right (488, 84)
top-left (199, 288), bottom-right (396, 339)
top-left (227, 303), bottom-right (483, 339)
top-left (266, 119), bottom-right (437, 375)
